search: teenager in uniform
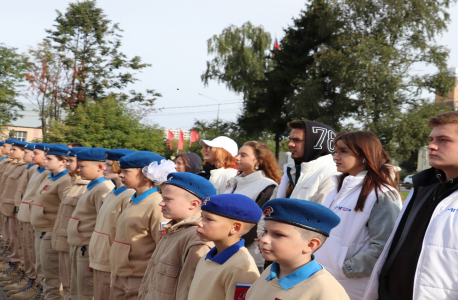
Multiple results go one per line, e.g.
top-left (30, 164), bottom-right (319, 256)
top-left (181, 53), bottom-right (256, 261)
top-left (138, 172), bottom-right (217, 300)
top-left (4, 142), bottom-right (37, 294)
top-left (13, 143), bottom-right (50, 300)
top-left (109, 151), bottom-right (174, 300)
top-left (52, 147), bottom-right (90, 300)
top-left (88, 149), bottom-right (135, 300)
top-left (0, 140), bottom-right (28, 282)
top-left (0, 141), bottom-right (6, 161)
top-left (0, 139), bottom-right (14, 254)
top-left (314, 131), bottom-right (401, 300)
top-left (188, 194), bottom-right (262, 300)
top-left (246, 199), bottom-right (349, 300)
top-left (199, 136), bottom-right (238, 194)
top-left (67, 148), bottom-right (114, 300)
top-left (30, 144), bottom-right (72, 300)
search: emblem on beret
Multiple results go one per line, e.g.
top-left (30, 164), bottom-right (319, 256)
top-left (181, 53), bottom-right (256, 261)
top-left (168, 176), bottom-right (173, 180)
top-left (202, 197), bottom-right (210, 206)
top-left (263, 206), bottom-right (274, 216)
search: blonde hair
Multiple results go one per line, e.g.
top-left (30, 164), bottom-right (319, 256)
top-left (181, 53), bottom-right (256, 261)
top-left (201, 147), bottom-right (236, 169)
top-left (428, 111), bottom-right (458, 127)
top-left (111, 161), bottom-right (121, 174)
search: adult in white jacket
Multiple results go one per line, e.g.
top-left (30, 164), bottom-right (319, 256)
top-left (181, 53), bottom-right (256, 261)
top-left (365, 112), bottom-right (458, 300)
top-left (314, 131), bottom-right (401, 300)
top-left (272, 120), bottom-right (338, 203)
top-left (198, 136), bottom-right (238, 194)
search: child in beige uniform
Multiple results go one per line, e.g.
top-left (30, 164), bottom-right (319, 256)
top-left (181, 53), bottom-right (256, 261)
top-left (67, 148), bottom-right (114, 300)
top-left (246, 198), bottom-right (349, 300)
top-left (88, 149), bottom-right (135, 300)
top-left (52, 146), bottom-right (90, 300)
top-left (138, 172), bottom-right (217, 300)
top-left (188, 194), bottom-right (262, 300)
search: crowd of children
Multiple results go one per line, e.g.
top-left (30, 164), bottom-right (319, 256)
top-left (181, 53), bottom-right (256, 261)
top-left (0, 111), bottom-right (455, 300)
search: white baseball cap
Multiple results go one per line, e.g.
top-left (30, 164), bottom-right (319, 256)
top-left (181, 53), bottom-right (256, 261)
top-left (199, 136), bottom-right (238, 157)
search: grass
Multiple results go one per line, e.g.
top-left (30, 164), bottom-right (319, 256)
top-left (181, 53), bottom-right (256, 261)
top-left (400, 191), bottom-right (410, 200)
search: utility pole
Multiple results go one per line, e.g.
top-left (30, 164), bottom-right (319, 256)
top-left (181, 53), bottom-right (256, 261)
top-left (197, 93), bottom-right (221, 124)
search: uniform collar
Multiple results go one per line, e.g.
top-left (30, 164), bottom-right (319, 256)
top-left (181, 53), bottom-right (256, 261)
top-left (87, 177), bottom-right (110, 190)
top-left (48, 169), bottom-right (68, 181)
top-left (205, 239), bottom-right (245, 265)
top-left (26, 163), bottom-right (35, 169)
top-left (266, 255), bottom-right (322, 290)
top-left (1, 156), bottom-right (7, 161)
top-left (130, 187), bottom-right (158, 205)
top-left (113, 185), bottom-right (128, 196)
top-left (37, 166), bottom-right (47, 173)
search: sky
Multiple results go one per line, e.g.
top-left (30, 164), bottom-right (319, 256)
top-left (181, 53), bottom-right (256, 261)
top-left (2, 1), bottom-right (458, 130)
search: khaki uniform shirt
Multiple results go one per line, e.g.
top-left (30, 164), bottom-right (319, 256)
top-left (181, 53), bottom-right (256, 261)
top-left (109, 189), bottom-right (166, 276)
top-left (30, 170), bottom-right (72, 232)
top-left (0, 160), bottom-right (28, 217)
top-left (51, 177), bottom-right (89, 252)
top-left (138, 212), bottom-right (214, 300)
top-left (89, 186), bottom-right (135, 272)
top-left (17, 168), bottom-right (50, 223)
top-left (14, 165), bottom-right (38, 207)
top-left (67, 178), bottom-right (114, 246)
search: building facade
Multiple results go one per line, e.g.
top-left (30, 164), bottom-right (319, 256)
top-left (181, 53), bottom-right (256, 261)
top-left (1, 103), bottom-right (43, 142)
top-left (163, 128), bottom-right (191, 140)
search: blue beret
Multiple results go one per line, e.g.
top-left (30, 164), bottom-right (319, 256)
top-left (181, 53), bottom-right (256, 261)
top-left (11, 140), bottom-right (28, 148)
top-left (106, 149), bottom-right (136, 161)
top-left (118, 151), bottom-right (164, 168)
top-left (201, 194), bottom-right (262, 224)
top-left (76, 147), bottom-right (108, 161)
top-left (5, 139), bottom-right (20, 145)
top-left (262, 198), bottom-right (340, 237)
top-left (68, 147), bottom-right (91, 157)
top-left (0, 141), bottom-right (4, 146)
top-left (34, 143), bottom-right (49, 151)
top-left (165, 172), bottom-right (216, 200)
top-left (46, 144), bottom-right (70, 157)
top-left (24, 143), bottom-right (35, 151)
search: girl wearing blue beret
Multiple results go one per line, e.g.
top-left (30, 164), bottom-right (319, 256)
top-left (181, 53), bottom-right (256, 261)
top-left (314, 131), bottom-right (402, 300)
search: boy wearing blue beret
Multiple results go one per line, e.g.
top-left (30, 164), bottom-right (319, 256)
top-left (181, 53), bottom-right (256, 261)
top-left (246, 198), bottom-right (349, 300)
top-left (188, 194), bottom-right (262, 300)
top-left (138, 172), bottom-right (217, 300)
top-left (67, 148), bottom-right (115, 300)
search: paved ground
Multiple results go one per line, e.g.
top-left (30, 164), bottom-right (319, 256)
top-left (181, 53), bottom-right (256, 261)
top-left (0, 288), bottom-right (7, 300)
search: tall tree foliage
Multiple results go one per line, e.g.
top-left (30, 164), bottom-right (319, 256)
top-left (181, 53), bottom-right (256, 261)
top-left (0, 44), bottom-right (28, 133)
top-left (45, 96), bottom-right (166, 153)
top-left (45, 0), bottom-right (159, 109)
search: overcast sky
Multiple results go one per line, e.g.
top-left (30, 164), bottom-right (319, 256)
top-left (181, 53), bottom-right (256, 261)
top-left (2, 1), bottom-right (458, 130)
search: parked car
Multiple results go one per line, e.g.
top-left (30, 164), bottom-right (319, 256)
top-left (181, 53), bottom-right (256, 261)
top-left (403, 174), bottom-right (414, 189)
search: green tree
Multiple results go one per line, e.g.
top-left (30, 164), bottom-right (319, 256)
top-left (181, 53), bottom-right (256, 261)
top-left (45, 95), bottom-right (166, 154)
top-left (0, 44), bottom-right (28, 134)
top-left (45, 0), bottom-right (159, 109)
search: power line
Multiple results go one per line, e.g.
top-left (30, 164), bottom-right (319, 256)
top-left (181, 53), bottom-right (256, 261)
top-left (154, 101), bottom-right (242, 111)
top-left (150, 109), bottom-right (240, 117)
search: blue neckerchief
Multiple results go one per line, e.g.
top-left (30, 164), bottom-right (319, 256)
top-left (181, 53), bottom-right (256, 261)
top-left (130, 187), bottom-right (158, 205)
top-left (205, 239), bottom-right (245, 265)
top-left (266, 255), bottom-right (322, 290)
top-left (26, 164), bottom-right (35, 170)
top-left (113, 186), bottom-right (128, 196)
top-left (87, 177), bottom-right (110, 191)
top-left (37, 166), bottom-right (46, 173)
top-left (1, 156), bottom-right (7, 161)
top-left (48, 169), bottom-right (69, 181)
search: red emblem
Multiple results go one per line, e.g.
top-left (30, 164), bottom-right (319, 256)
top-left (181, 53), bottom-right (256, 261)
top-left (42, 185), bottom-right (51, 190)
top-left (263, 206), bottom-right (274, 216)
top-left (202, 197), bottom-right (210, 206)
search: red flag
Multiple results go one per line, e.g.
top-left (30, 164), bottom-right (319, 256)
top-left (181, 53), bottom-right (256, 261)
top-left (177, 130), bottom-right (184, 150)
top-left (273, 38), bottom-right (280, 50)
top-left (167, 130), bottom-right (174, 150)
top-left (190, 130), bottom-right (199, 146)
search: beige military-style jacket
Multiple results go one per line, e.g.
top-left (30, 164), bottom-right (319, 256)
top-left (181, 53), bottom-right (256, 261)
top-left (14, 165), bottom-right (38, 207)
top-left (138, 212), bottom-right (214, 300)
top-left (51, 176), bottom-right (89, 252)
top-left (17, 168), bottom-right (50, 223)
top-left (0, 160), bottom-right (28, 217)
top-left (89, 186), bottom-right (135, 272)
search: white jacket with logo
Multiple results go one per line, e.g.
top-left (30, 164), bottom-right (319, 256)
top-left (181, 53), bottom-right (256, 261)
top-left (209, 167), bottom-right (238, 194)
top-left (363, 189), bottom-right (458, 300)
top-left (272, 154), bottom-right (338, 203)
top-left (315, 172), bottom-right (401, 300)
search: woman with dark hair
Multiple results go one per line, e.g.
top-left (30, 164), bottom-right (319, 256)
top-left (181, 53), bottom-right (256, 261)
top-left (315, 131), bottom-right (402, 300)
top-left (224, 141), bottom-right (281, 271)
top-left (174, 153), bottom-right (202, 174)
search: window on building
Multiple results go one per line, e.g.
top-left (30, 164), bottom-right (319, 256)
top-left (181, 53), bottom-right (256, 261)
top-left (12, 131), bottom-right (27, 142)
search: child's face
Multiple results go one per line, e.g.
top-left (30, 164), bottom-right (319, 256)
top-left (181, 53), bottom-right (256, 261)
top-left (104, 159), bottom-right (118, 180)
top-left (10, 146), bottom-right (25, 160)
top-left (23, 149), bottom-right (34, 163)
top-left (66, 157), bottom-right (78, 173)
top-left (32, 149), bottom-right (46, 166)
top-left (119, 168), bottom-right (142, 188)
top-left (46, 155), bottom-right (66, 173)
top-left (174, 156), bottom-right (186, 172)
top-left (159, 185), bottom-right (199, 222)
top-left (2, 144), bottom-right (11, 156)
top-left (196, 211), bottom-right (235, 242)
top-left (78, 161), bottom-right (103, 181)
top-left (260, 220), bottom-right (310, 266)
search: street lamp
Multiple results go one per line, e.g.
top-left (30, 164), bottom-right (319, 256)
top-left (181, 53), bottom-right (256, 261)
top-left (197, 93), bottom-right (221, 123)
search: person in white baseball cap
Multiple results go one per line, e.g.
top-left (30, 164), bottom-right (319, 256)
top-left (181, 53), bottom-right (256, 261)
top-left (199, 136), bottom-right (238, 194)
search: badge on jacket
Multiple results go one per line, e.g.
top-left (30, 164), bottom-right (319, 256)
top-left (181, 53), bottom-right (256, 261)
top-left (40, 185), bottom-right (51, 194)
top-left (234, 283), bottom-right (252, 300)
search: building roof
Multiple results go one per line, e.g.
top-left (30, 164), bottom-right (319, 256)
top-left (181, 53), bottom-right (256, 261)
top-left (10, 103), bottom-right (42, 128)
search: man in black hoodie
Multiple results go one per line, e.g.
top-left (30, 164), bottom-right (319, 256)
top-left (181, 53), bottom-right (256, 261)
top-left (272, 120), bottom-right (338, 203)
top-left (374, 111), bottom-right (458, 299)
